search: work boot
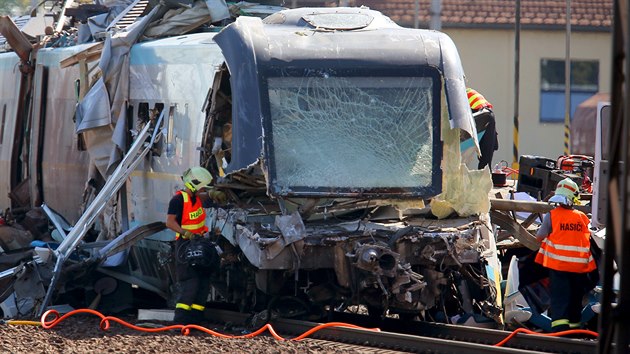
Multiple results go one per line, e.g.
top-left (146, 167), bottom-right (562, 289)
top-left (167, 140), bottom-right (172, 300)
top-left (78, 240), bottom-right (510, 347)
top-left (191, 308), bottom-right (205, 325)
top-left (551, 324), bottom-right (570, 333)
top-left (569, 322), bottom-right (583, 329)
top-left (173, 308), bottom-right (193, 325)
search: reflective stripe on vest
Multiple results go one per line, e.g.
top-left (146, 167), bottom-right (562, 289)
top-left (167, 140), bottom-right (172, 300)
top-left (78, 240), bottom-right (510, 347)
top-left (467, 88), bottom-right (493, 111)
top-left (535, 208), bottom-right (596, 273)
top-left (175, 191), bottom-right (208, 239)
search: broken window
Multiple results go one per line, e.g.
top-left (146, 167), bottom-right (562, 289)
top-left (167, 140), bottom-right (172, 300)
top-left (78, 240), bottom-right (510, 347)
top-left (201, 66), bottom-right (232, 177)
top-left (138, 102), bottom-right (149, 123)
top-left (266, 73), bottom-right (440, 194)
top-left (135, 102), bottom-right (168, 156)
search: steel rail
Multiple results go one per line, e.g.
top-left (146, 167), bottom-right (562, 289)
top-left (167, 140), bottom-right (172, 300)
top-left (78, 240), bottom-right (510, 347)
top-left (329, 312), bottom-right (597, 354)
top-left (208, 309), bottom-right (594, 354)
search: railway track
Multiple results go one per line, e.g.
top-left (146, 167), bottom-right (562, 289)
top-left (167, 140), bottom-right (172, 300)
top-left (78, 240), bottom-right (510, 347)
top-left (208, 308), bottom-right (597, 354)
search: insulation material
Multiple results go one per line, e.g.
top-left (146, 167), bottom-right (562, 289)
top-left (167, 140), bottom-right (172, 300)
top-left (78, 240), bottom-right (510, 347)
top-left (431, 96), bottom-right (492, 219)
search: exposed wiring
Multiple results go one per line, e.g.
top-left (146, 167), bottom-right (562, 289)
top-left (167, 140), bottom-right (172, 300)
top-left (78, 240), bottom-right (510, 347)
top-left (494, 327), bottom-right (598, 347)
top-left (39, 308), bottom-right (380, 340)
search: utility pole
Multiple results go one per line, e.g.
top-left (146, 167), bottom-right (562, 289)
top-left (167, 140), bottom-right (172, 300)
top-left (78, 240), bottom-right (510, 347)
top-left (429, 0), bottom-right (441, 30)
top-left (563, 0), bottom-right (572, 156)
top-left (414, 0), bottom-right (419, 29)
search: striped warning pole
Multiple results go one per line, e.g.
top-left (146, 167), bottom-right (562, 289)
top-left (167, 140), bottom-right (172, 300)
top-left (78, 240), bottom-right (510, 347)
top-left (513, 114), bottom-right (519, 171)
top-left (512, 0), bottom-right (521, 172)
top-left (563, 115), bottom-right (571, 156)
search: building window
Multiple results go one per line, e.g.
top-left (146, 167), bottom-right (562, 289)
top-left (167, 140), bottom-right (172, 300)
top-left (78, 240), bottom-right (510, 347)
top-left (540, 59), bottom-right (599, 123)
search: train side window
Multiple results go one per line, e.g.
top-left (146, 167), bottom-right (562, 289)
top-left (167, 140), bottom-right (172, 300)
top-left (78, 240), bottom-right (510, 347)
top-left (166, 105), bottom-right (176, 157)
top-left (138, 102), bottom-right (149, 123)
top-left (143, 103), bottom-right (168, 157)
top-left (0, 104), bottom-right (5, 145)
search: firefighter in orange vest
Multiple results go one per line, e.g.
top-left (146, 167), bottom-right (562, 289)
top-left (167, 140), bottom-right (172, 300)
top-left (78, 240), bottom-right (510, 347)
top-left (166, 166), bottom-right (221, 324)
top-left (467, 87), bottom-right (499, 169)
top-left (535, 178), bottom-right (597, 332)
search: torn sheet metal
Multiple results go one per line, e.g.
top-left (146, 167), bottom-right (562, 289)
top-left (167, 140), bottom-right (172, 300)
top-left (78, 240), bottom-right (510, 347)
top-left (76, 6), bottom-right (159, 177)
top-left (0, 16), bottom-right (33, 61)
top-left (234, 225), bottom-right (295, 269)
top-left (274, 211), bottom-right (306, 245)
top-left (205, 0), bottom-right (230, 21)
top-left (228, 2), bottom-right (285, 19)
top-left (144, 0), bottom-right (230, 38)
top-left (80, 3), bottom-right (130, 44)
top-left (144, 1), bottom-right (213, 38)
top-left (75, 77), bottom-right (112, 132)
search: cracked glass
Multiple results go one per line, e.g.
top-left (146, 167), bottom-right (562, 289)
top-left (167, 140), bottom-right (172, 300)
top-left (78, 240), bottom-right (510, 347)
top-left (267, 75), bottom-right (438, 192)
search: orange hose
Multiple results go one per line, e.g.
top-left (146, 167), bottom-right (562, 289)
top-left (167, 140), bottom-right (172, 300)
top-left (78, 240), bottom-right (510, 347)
top-left (494, 327), bottom-right (598, 347)
top-left (500, 166), bottom-right (519, 177)
top-left (40, 308), bottom-right (380, 340)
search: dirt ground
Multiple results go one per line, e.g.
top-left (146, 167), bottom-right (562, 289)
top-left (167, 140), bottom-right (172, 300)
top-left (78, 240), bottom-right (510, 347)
top-left (0, 314), bottom-right (347, 354)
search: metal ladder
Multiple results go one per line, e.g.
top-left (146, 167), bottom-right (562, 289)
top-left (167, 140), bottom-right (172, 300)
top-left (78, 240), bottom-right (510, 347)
top-left (107, 0), bottom-right (150, 32)
top-left (37, 112), bottom-right (164, 317)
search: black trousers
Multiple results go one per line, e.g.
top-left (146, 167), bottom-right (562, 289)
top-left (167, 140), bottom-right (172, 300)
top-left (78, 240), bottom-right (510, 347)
top-left (475, 110), bottom-right (498, 170)
top-left (548, 269), bottom-right (593, 325)
top-left (175, 238), bottom-right (211, 306)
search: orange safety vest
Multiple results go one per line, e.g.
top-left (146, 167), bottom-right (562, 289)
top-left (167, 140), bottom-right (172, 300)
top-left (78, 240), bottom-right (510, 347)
top-left (467, 88), bottom-right (493, 111)
top-left (535, 207), bottom-right (596, 273)
top-left (176, 191), bottom-right (208, 239)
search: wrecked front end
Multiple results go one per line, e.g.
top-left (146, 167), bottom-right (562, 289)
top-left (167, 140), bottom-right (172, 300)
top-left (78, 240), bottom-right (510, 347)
top-left (202, 8), bottom-right (502, 325)
top-left (211, 207), bottom-right (501, 324)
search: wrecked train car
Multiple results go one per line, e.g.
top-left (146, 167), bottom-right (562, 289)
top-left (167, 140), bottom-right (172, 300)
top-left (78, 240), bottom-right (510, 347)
top-left (198, 8), bottom-right (502, 324)
top-left (0, 5), bottom-right (501, 325)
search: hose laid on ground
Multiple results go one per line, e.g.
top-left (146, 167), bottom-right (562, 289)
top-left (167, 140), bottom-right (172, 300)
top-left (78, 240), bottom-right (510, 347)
top-left (494, 327), bottom-right (598, 347)
top-left (35, 309), bottom-right (598, 345)
top-left (39, 308), bottom-right (381, 339)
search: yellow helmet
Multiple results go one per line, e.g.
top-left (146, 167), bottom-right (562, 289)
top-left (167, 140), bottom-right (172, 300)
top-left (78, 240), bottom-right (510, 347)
top-left (182, 167), bottom-right (213, 193)
top-left (549, 178), bottom-right (579, 206)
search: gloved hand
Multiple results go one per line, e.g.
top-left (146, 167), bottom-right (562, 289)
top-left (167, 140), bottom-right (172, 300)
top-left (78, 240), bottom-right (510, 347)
top-left (209, 189), bottom-right (227, 204)
top-left (182, 230), bottom-right (196, 239)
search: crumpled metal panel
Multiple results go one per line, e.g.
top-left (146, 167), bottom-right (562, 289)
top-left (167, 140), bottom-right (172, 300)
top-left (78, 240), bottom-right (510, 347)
top-left (0, 53), bottom-right (21, 210)
top-left (234, 225), bottom-right (295, 269)
top-left (274, 211), bottom-right (306, 245)
top-left (215, 7), bottom-right (477, 197)
top-left (34, 45), bottom-right (95, 223)
top-left (126, 33), bottom-right (224, 228)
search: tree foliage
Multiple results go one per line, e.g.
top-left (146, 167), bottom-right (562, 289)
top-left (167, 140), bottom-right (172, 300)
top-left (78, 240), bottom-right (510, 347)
top-left (0, 0), bottom-right (32, 16)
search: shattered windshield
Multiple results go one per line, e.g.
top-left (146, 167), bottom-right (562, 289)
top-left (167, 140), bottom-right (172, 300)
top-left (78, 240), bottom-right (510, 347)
top-left (265, 69), bottom-right (441, 196)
